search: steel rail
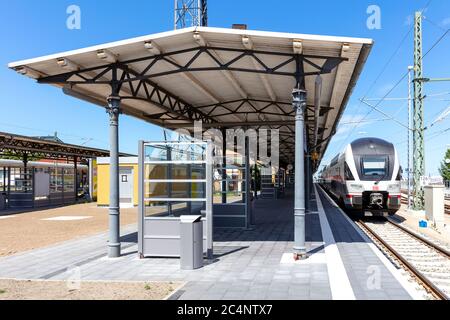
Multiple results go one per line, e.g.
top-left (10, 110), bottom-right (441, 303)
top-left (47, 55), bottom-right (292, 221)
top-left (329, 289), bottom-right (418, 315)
top-left (386, 218), bottom-right (450, 258)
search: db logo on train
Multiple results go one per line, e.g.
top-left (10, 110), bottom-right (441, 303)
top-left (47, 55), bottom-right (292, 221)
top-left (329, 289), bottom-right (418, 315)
top-left (372, 185), bottom-right (379, 191)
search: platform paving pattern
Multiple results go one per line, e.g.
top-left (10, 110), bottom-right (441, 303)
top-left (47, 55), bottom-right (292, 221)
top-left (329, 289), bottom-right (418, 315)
top-left (316, 187), bottom-right (413, 300)
top-left (0, 188), bottom-right (413, 300)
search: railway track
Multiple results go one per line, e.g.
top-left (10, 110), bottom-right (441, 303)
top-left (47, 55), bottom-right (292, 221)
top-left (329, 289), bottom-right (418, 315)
top-left (356, 218), bottom-right (450, 300)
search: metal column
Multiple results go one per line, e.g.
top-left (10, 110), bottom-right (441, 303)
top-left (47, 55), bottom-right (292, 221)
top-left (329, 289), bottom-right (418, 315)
top-left (206, 141), bottom-right (213, 259)
top-left (107, 95), bottom-right (121, 258)
top-left (138, 141), bottom-right (144, 258)
top-left (221, 128), bottom-right (227, 204)
top-left (7, 167), bottom-right (10, 209)
top-left (253, 163), bottom-right (258, 200)
top-left (245, 137), bottom-right (252, 228)
top-left (292, 88), bottom-right (307, 259)
top-left (22, 153), bottom-right (28, 193)
top-left (2, 167), bottom-right (5, 193)
top-left (305, 154), bottom-right (311, 212)
top-left (74, 156), bottom-right (78, 202)
top-left (413, 11), bottom-right (425, 210)
top-left (88, 159), bottom-right (93, 201)
top-left (407, 66), bottom-right (413, 210)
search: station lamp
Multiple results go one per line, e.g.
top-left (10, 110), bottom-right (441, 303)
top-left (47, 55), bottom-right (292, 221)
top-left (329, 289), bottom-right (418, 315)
top-left (241, 36), bottom-right (253, 50)
top-left (144, 41), bottom-right (161, 55)
top-left (96, 49), bottom-right (117, 63)
top-left (342, 43), bottom-right (350, 52)
top-left (14, 66), bottom-right (43, 79)
top-left (193, 32), bottom-right (206, 46)
top-left (56, 58), bottom-right (79, 71)
top-left (293, 40), bottom-right (303, 54)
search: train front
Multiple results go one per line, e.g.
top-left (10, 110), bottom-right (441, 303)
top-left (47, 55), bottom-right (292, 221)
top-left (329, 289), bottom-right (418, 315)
top-left (344, 138), bottom-right (402, 216)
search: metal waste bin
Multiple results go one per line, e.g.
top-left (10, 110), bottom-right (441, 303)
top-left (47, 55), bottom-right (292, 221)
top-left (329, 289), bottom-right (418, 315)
top-left (180, 215), bottom-right (204, 270)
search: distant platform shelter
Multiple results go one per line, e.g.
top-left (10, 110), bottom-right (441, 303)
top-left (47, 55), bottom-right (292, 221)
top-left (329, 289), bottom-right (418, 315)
top-left (0, 131), bottom-right (131, 211)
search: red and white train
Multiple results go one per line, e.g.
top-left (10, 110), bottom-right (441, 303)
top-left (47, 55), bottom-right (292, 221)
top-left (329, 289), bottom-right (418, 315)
top-left (320, 137), bottom-right (402, 216)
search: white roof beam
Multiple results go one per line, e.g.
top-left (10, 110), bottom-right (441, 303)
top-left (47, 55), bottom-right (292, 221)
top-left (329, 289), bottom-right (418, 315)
top-left (242, 35), bottom-right (277, 102)
top-left (194, 31), bottom-right (248, 99)
top-left (144, 38), bottom-right (222, 105)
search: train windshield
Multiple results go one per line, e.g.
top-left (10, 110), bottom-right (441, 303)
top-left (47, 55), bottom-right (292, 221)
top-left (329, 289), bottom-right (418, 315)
top-left (361, 157), bottom-right (386, 176)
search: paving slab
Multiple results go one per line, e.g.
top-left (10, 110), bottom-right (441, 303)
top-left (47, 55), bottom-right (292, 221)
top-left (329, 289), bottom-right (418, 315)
top-left (0, 187), bottom-right (417, 300)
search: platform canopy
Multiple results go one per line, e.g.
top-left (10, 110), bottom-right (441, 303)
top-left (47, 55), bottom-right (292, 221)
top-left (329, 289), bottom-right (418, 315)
top-left (0, 131), bottom-right (132, 161)
top-left (8, 26), bottom-right (373, 167)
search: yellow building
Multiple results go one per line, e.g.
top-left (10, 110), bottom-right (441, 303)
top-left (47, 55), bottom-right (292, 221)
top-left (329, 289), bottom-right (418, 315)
top-left (96, 157), bottom-right (138, 207)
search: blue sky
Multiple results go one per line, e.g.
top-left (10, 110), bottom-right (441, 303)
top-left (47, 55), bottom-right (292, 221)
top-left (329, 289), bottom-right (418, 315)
top-left (0, 0), bottom-right (449, 175)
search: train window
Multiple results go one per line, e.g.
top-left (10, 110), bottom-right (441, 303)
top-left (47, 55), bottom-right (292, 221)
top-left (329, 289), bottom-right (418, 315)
top-left (344, 162), bottom-right (354, 180)
top-left (396, 166), bottom-right (402, 181)
top-left (362, 157), bottom-right (386, 176)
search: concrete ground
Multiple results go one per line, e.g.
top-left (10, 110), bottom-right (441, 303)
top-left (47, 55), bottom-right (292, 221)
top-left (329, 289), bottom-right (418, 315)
top-left (0, 186), bottom-right (417, 300)
top-left (0, 203), bottom-right (137, 257)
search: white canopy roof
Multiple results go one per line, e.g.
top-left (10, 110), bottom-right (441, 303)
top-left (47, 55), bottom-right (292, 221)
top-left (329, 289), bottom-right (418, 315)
top-left (9, 26), bottom-right (373, 166)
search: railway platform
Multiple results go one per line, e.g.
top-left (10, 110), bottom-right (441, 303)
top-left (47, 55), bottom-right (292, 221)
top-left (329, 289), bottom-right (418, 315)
top-left (0, 185), bottom-right (421, 300)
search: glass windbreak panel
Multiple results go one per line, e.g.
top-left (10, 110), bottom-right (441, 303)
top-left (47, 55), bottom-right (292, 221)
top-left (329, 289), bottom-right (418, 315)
top-left (145, 143), bottom-right (206, 162)
top-left (145, 164), bottom-right (206, 180)
top-left (214, 168), bottom-right (244, 180)
top-left (362, 157), bottom-right (387, 176)
top-left (9, 168), bottom-right (33, 193)
top-left (0, 168), bottom-right (4, 190)
top-left (213, 192), bottom-right (244, 204)
top-left (144, 201), bottom-right (205, 217)
top-left (215, 162), bottom-right (245, 169)
top-left (50, 167), bottom-right (63, 193)
top-left (63, 168), bottom-right (75, 192)
top-left (145, 182), bottom-right (206, 199)
top-left (213, 176), bottom-right (245, 192)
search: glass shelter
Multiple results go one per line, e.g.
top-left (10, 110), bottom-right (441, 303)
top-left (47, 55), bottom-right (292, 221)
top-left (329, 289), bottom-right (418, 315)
top-left (138, 141), bottom-right (213, 258)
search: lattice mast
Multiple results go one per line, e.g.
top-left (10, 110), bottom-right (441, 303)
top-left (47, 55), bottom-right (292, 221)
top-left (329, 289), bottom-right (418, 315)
top-left (413, 11), bottom-right (425, 210)
top-left (174, 0), bottom-right (208, 30)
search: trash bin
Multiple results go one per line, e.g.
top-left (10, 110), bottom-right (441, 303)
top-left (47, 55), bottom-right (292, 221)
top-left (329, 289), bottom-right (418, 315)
top-left (180, 215), bottom-right (204, 270)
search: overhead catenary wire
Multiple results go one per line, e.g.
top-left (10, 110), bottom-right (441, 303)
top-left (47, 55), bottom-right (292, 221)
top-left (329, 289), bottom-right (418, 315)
top-left (341, 19), bottom-right (450, 150)
top-left (334, 1), bottom-right (435, 153)
top-left (332, 1), bottom-right (439, 154)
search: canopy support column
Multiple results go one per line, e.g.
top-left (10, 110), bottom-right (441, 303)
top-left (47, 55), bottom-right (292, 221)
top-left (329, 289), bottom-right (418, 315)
top-left (292, 88), bottom-right (307, 260)
top-left (22, 153), bottom-right (29, 193)
top-left (221, 128), bottom-right (227, 204)
top-left (107, 95), bottom-right (121, 258)
top-left (305, 154), bottom-right (311, 212)
top-left (74, 156), bottom-right (78, 202)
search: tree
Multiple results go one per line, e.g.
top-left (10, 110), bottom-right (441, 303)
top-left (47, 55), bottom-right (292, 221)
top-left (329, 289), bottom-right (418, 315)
top-left (439, 148), bottom-right (450, 181)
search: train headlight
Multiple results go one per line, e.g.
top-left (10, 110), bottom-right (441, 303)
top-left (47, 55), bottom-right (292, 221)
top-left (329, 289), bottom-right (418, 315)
top-left (388, 184), bottom-right (401, 193)
top-left (349, 184), bottom-right (364, 192)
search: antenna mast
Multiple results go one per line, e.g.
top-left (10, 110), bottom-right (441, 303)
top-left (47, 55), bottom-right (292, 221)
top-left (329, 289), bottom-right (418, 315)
top-left (174, 0), bottom-right (208, 30)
